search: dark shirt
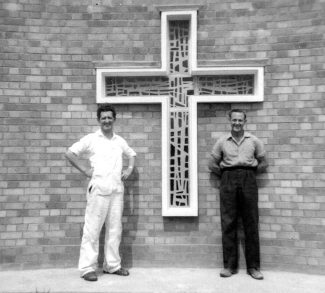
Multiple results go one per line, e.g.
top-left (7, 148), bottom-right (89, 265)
top-left (211, 132), bottom-right (266, 169)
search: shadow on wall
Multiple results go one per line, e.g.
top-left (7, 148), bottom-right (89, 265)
top-left (121, 168), bottom-right (140, 268)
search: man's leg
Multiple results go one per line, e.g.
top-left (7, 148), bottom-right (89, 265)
top-left (78, 190), bottom-right (108, 277)
top-left (220, 171), bottom-right (239, 272)
top-left (240, 170), bottom-right (261, 272)
top-left (103, 191), bottom-right (124, 273)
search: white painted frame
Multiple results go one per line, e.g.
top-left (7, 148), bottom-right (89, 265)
top-left (95, 8), bottom-right (265, 217)
top-left (161, 10), bottom-right (198, 73)
top-left (161, 10), bottom-right (199, 216)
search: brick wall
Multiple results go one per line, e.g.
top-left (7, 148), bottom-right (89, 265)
top-left (0, 0), bottom-right (324, 273)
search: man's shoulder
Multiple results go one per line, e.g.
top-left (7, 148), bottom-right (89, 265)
top-left (113, 133), bottom-right (125, 140)
top-left (245, 132), bottom-right (262, 142)
top-left (112, 133), bottom-right (129, 145)
top-left (84, 130), bottom-right (100, 139)
top-left (216, 133), bottom-right (231, 143)
top-left (77, 130), bottom-right (101, 142)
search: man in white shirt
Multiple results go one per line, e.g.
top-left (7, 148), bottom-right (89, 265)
top-left (65, 104), bottom-right (136, 282)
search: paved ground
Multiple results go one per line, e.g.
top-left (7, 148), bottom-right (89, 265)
top-left (0, 268), bottom-right (325, 293)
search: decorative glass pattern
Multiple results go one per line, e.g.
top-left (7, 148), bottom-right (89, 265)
top-left (168, 21), bottom-right (192, 207)
top-left (195, 75), bottom-right (254, 95)
top-left (169, 110), bottom-right (189, 206)
top-left (169, 21), bottom-right (189, 74)
top-left (106, 77), bottom-right (169, 96)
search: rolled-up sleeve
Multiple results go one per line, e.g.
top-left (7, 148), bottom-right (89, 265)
top-left (120, 138), bottom-right (136, 158)
top-left (211, 138), bottom-right (223, 162)
top-left (69, 135), bottom-right (90, 156)
top-left (254, 138), bottom-right (266, 159)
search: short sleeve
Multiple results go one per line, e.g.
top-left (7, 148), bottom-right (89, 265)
top-left (254, 138), bottom-right (266, 159)
top-left (120, 137), bottom-right (136, 158)
top-left (211, 138), bottom-right (223, 162)
top-left (68, 134), bottom-right (91, 157)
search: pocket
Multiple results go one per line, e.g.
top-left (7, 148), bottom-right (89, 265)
top-left (248, 171), bottom-right (258, 188)
top-left (93, 177), bottom-right (113, 195)
top-left (86, 183), bottom-right (95, 202)
top-left (220, 171), bottom-right (228, 186)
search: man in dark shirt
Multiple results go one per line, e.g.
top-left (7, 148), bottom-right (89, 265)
top-left (209, 109), bottom-right (268, 280)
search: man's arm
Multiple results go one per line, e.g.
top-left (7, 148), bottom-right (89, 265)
top-left (256, 155), bottom-right (268, 174)
top-left (65, 150), bottom-right (93, 178)
top-left (209, 138), bottom-right (223, 176)
top-left (254, 137), bottom-right (268, 174)
top-left (208, 155), bottom-right (222, 176)
top-left (121, 155), bottom-right (135, 181)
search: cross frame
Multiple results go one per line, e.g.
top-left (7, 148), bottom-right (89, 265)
top-left (96, 7), bottom-right (264, 216)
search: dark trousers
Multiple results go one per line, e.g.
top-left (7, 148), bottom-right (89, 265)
top-left (220, 168), bottom-right (260, 270)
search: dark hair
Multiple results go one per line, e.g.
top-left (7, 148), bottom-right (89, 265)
top-left (228, 109), bottom-right (246, 120)
top-left (97, 104), bottom-right (117, 120)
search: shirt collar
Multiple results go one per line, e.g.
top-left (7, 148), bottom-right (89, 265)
top-left (96, 129), bottom-right (117, 140)
top-left (226, 131), bottom-right (252, 141)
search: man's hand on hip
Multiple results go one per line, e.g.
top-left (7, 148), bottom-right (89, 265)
top-left (121, 167), bottom-right (133, 181)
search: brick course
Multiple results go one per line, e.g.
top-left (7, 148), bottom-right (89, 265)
top-left (0, 0), bottom-right (324, 273)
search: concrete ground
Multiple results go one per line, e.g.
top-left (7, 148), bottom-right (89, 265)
top-left (0, 268), bottom-right (325, 293)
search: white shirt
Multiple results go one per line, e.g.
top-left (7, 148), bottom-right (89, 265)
top-left (69, 129), bottom-right (136, 195)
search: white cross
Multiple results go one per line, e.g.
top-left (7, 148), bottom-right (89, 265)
top-left (96, 8), bottom-right (264, 216)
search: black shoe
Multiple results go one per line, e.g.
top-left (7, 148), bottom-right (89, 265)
top-left (220, 268), bottom-right (237, 278)
top-left (247, 268), bottom-right (264, 280)
top-left (104, 267), bottom-right (129, 276)
top-left (82, 271), bottom-right (98, 281)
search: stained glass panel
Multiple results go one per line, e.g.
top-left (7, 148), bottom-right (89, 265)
top-left (168, 20), bottom-right (191, 207)
top-left (195, 75), bottom-right (254, 95)
top-left (106, 76), bottom-right (169, 96)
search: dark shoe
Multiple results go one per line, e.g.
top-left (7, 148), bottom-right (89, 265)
top-left (247, 268), bottom-right (264, 280)
top-left (82, 271), bottom-right (98, 281)
top-left (220, 268), bottom-right (236, 278)
top-left (104, 267), bottom-right (129, 276)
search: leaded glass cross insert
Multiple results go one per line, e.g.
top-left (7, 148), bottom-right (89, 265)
top-left (96, 9), bottom-right (264, 216)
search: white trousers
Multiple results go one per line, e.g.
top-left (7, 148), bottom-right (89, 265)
top-left (78, 186), bottom-right (124, 276)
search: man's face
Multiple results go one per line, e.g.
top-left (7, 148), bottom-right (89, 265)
top-left (229, 112), bottom-right (246, 134)
top-left (99, 111), bottom-right (115, 133)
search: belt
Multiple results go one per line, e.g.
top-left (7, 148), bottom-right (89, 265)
top-left (221, 166), bottom-right (257, 172)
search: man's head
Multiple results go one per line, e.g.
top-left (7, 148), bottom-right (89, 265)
top-left (97, 104), bottom-right (116, 134)
top-left (97, 104), bottom-right (116, 121)
top-left (228, 109), bottom-right (247, 135)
